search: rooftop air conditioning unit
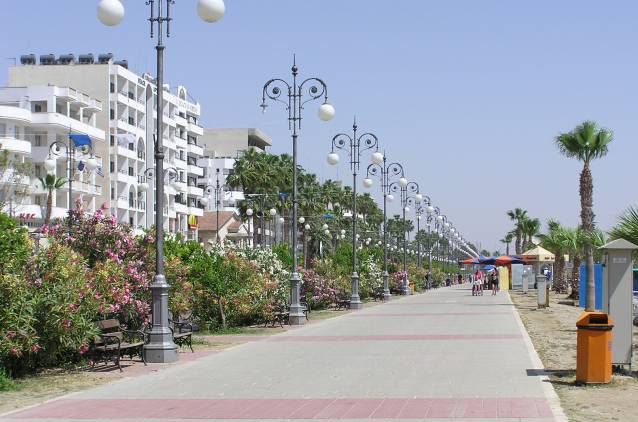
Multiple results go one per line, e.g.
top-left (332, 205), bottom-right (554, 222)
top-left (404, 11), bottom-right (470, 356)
top-left (20, 54), bottom-right (36, 65)
top-left (114, 59), bottom-right (128, 69)
top-left (98, 53), bottom-right (113, 64)
top-left (58, 54), bottom-right (76, 65)
top-left (39, 54), bottom-right (56, 65)
top-left (78, 54), bottom-right (94, 64)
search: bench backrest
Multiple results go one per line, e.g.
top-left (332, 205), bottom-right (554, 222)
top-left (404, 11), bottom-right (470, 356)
top-left (94, 319), bottom-right (123, 345)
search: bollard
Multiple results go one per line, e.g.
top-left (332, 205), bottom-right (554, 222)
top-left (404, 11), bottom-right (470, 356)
top-left (537, 275), bottom-right (547, 309)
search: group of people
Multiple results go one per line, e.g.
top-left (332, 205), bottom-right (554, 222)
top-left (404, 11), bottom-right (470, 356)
top-left (469, 269), bottom-right (499, 296)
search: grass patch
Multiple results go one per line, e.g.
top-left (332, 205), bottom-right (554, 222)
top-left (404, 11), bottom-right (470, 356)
top-left (0, 368), bottom-right (17, 392)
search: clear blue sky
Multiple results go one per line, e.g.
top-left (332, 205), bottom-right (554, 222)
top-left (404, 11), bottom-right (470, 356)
top-left (2, 1), bottom-right (637, 253)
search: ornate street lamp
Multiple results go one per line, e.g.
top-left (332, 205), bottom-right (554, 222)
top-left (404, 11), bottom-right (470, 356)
top-left (364, 155), bottom-right (404, 300)
top-left (99, 0), bottom-right (225, 363)
top-left (389, 179), bottom-right (421, 294)
top-left (414, 195), bottom-right (431, 269)
top-left (327, 119), bottom-right (381, 309)
top-left (260, 58), bottom-right (333, 325)
top-left (45, 138), bottom-right (98, 213)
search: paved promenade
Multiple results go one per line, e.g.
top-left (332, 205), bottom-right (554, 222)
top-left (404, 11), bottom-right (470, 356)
top-left (2, 285), bottom-right (564, 421)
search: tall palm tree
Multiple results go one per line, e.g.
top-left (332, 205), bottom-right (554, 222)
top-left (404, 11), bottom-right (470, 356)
top-left (38, 174), bottom-right (67, 225)
top-left (555, 121), bottom-right (613, 311)
top-left (499, 232), bottom-right (514, 255)
top-left (520, 217), bottom-right (540, 251)
top-left (540, 220), bottom-right (568, 293)
top-left (506, 208), bottom-right (528, 254)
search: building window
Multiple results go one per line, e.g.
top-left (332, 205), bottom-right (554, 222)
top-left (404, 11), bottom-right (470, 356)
top-left (110, 161), bottom-right (115, 173)
top-left (129, 217), bottom-right (134, 226)
top-left (128, 117), bottom-right (135, 125)
top-left (110, 109), bottom-right (115, 120)
top-left (110, 135), bottom-right (115, 146)
top-left (111, 187), bottom-right (115, 200)
top-left (110, 82), bottom-right (115, 93)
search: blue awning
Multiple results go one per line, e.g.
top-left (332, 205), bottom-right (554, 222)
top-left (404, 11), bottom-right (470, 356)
top-left (68, 134), bottom-right (91, 147)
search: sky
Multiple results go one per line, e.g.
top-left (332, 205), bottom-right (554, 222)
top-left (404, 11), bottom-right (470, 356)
top-left (2, 1), bottom-right (637, 253)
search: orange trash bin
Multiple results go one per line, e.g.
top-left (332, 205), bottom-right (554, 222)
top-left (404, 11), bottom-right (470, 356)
top-left (576, 312), bottom-right (614, 384)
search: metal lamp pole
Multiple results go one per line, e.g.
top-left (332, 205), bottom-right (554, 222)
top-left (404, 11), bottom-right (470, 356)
top-left (389, 180), bottom-right (420, 294)
top-left (45, 140), bottom-right (96, 213)
top-left (328, 119), bottom-right (380, 310)
top-left (364, 156), bottom-right (404, 300)
top-left (98, 0), bottom-right (225, 363)
top-left (260, 58), bottom-right (334, 325)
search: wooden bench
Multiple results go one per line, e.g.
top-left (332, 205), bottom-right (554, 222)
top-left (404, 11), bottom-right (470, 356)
top-left (334, 292), bottom-right (351, 310)
top-left (263, 302), bottom-right (310, 327)
top-left (169, 314), bottom-right (194, 352)
top-left (92, 319), bottom-right (146, 371)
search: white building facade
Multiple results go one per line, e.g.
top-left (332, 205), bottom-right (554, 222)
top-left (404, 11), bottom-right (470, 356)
top-left (0, 85), bottom-right (105, 226)
top-left (8, 54), bottom-right (205, 238)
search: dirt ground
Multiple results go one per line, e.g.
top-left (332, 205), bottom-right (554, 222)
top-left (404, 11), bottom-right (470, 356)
top-left (510, 290), bottom-right (638, 422)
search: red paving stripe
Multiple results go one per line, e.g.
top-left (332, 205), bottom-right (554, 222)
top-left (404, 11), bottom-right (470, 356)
top-left (350, 312), bottom-right (512, 317)
top-left (8, 398), bottom-right (552, 419)
top-left (267, 334), bottom-right (522, 342)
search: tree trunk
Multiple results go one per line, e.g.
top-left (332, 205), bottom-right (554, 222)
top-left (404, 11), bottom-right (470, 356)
top-left (580, 162), bottom-right (595, 311)
top-left (553, 254), bottom-right (567, 294)
top-left (568, 256), bottom-right (581, 300)
top-left (45, 189), bottom-right (53, 225)
top-left (218, 297), bottom-right (226, 329)
top-left (515, 231), bottom-right (521, 255)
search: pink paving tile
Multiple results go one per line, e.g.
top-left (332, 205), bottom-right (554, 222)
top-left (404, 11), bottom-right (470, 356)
top-left (267, 334), bottom-right (522, 342)
top-left (8, 397), bottom-right (553, 419)
top-left (396, 398), bottom-right (432, 418)
top-left (287, 399), bottom-right (335, 419)
top-left (350, 312), bottom-right (511, 317)
top-left (340, 399), bottom-right (384, 419)
top-left (425, 398), bottom-right (456, 418)
top-left (370, 399), bottom-right (408, 419)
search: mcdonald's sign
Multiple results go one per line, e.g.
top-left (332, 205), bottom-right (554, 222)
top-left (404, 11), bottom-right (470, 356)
top-left (187, 215), bottom-right (198, 230)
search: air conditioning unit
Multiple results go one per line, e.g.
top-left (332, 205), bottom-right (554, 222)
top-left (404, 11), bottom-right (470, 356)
top-left (39, 54), bottom-right (56, 65)
top-left (114, 60), bottom-right (128, 69)
top-left (58, 54), bottom-right (76, 65)
top-left (98, 53), bottom-right (113, 64)
top-left (20, 54), bottom-right (36, 65)
top-left (79, 54), bottom-right (94, 64)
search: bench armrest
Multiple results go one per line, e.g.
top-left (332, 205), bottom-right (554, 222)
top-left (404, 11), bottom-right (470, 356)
top-left (123, 329), bottom-right (146, 343)
top-left (99, 333), bottom-right (122, 348)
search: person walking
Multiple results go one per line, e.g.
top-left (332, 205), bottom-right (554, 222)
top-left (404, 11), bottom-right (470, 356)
top-left (491, 269), bottom-right (499, 295)
top-left (473, 269), bottom-right (483, 296)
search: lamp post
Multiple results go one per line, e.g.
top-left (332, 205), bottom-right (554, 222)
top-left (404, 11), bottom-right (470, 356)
top-left (414, 196), bottom-right (433, 270)
top-left (327, 119), bottom-right (381, 310)
top-left (245, 193), bottom-right (277, 248)
top-left (364, 155), bottom-right (404, 300)
top-left (99, 0), bottom-right (225, 363)
top-left (390, 179), bottom-right (421, 294)
top-left (261, 61), bottom-right (334, 324)
top-left (45, 138), bottom-right (97, 213)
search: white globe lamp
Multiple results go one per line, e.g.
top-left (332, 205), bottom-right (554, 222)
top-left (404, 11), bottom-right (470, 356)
top-left (327, 152), bottom-right (339, 165)
top-left (362, 178), bottom-right (373, 188)
top-left (269, 208), bottom-right (277, 216)
top-left (298, 216), bottom-right (305, 224)
top-left (246, 208), bottom-right (253, 216)
top-left (44, 157), bottom-right (57, 174)
top-left (97, 0), bottom-right (125, 26)
top-left (318, 103), bottom-right (335, 121)
top-left (197, 0), bottom-right (225, 23)
top-left (370, 151), bottom-right (383, 165)
top-left (387, 194), bottom-right (394, 202)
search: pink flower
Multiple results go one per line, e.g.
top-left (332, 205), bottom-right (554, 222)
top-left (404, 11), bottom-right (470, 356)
top-left (6, 331), bottom-right (16, 339)
top-left (61, 319), bottom-right (72, 330)
top-left (30, 344), bottom-right (41, 353)
top-left (68, 303), bottom-right (78, 312)
top-left (78, 344), bottom-right (89, 355)
top-left (9, 347), bottom-right (19, 357)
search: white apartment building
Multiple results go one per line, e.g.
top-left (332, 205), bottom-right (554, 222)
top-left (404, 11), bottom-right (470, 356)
top-left (8, 54), bottom-right (206, 238)
top-left (197, 128), bottom-right (272, 212)
top-left (0, 85), bottom-right (105, 226)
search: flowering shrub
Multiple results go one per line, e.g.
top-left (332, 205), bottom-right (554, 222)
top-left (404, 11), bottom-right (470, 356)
top-left (358, 255), bottom-right (383, 299)
top-left (300, 269), bottom-right (336, 309)
top-left (390, 271), bottom-right (407, 294)
top-left (0, 243), bottom-right (99, 376)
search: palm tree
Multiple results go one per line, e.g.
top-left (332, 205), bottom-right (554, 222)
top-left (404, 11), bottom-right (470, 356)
top-left (506, 208), bottom-right (528, 254)
top-left (563, 227), bottom-right (584, 299)
top-left (38, 174), bottom-right (67, 225)
top-left (609, 206), bottom-right (638, 247)
top-left (555, 121), bottom-right (613, 311)
top-left (520, 217), bottom-right (540, 251)
top-left (540, 220), bottom-right (568, 293)
top-left (499, 232), bottom-right (514, 255)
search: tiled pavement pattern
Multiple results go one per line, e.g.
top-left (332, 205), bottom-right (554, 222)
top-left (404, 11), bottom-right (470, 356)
top-left (2, 285), bottom-right (564, 421)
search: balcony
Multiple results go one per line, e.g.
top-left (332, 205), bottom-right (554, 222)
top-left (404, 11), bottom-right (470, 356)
top-left (0, 137), bottom-right (31, 155)
top-left (0, 105), bottom-right (31, 123)
top-left (174, 202), bottom-right (188, 214)
top-left (187, 164), bottom-right (204, 177)
top-left (60, 181), bottom-right (102, 196)
top-left (30, 113), bottom-right (105, 141)
top-left (188, 206), bottom-right (204, 217)
top-left (186, 142), bottom-right (203, 156)
top-left (117, 169), bottom-right (138, 185)
top-left (187, 121), bottom-right (204, 136)
top-left (187, 185), bottom-right (203, 197)
top-left (116, 145), bottom-right (138, 160)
